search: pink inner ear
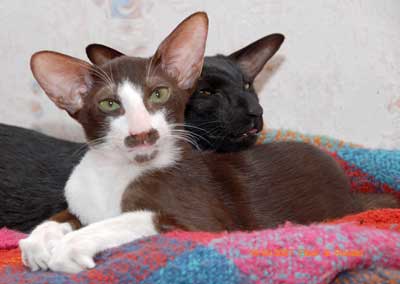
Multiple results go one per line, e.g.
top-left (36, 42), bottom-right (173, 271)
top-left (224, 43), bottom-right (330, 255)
top-left (31, 51), bottom-right (93, 114)
top-left (44, 71), bottom-right (86, 109)
top-left (161, 33), bottom-right (206, 90)
top-left (153, 12), bottom-right (208, 90)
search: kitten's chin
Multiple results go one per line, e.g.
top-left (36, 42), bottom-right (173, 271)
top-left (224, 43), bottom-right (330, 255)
top-left (133, 150), bottom-right (159, 164)
top-left (118, 137), bottom-right (180, 167)
top-left (123, 146), bottom-right (159, 165)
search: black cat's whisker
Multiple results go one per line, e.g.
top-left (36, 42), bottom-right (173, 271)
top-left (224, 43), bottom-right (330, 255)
top-left (206, 126), bottom-right (225, 137)
top-left (193, 120), bottom-right (223, 128)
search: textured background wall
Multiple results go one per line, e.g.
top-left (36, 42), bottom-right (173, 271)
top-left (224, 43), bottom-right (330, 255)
top-left (0, 0), bottom-right (399, 148)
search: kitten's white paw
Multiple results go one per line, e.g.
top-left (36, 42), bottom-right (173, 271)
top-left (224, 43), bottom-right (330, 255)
top-left (19, 221), bottom-right (72, 271)
top-left (48, 231), bottom-right (96, 274)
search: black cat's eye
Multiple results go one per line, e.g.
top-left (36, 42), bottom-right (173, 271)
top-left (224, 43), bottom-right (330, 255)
top-left (244, 83), bottom-right (251, 90)
top-left (199, 90), bottom-right (212, 96)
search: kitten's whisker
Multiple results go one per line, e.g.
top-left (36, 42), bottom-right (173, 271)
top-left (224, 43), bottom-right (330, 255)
top-left (170, 123), bottom-right (210, 134)
top-left (145, 56), bottom-right (154, 84)
top-left (72, 61), bottom-right (115, 88)
top-left (108, 64), bottom-right (116, 87)
top-left (171, 130), bottom-right (211, 146)
top-left (165, 134), bottom-right (201, 150)
top-left (70, 136), bottom-right (110, 158)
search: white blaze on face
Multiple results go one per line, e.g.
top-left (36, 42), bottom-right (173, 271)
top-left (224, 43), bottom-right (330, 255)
top-left (106, 80), bottom-right (175, 166)
top-left (118, 80), bottom-right (152, 135)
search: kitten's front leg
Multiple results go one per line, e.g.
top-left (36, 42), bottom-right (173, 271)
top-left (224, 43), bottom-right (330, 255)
top-left (48, 210), bottom-right (157, 273)
top-left (19, 210), bottom-right (81, 271)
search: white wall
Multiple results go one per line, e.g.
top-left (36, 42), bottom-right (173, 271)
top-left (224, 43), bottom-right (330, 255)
top-left (0, 0), bottom-right (399, 147)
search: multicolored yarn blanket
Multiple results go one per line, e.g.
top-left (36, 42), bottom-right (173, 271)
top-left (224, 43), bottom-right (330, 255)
top-left (0, 129), bottom-right (399, 284)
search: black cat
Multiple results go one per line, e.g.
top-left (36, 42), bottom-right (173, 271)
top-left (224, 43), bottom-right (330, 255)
top-left (0, 123), bottom-right (83, 232)
top-left (0, 34), bottom-right (284, 232)
top-left (186, 34), bottom-right (283, 152)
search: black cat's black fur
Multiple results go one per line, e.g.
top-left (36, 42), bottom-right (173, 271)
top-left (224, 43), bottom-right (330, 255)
top-left (185, 55), bottom-right (264, 152)
top-left (0, 35), bottom-right (284, 232)
top-left (0, 124), bottom-right (84, 232)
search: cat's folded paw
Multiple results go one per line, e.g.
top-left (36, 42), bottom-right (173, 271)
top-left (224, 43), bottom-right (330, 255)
top-left (48, 232), bottom-right (96, 274)
top-left (19, 238), bottom-right (51, 271)
top-left (19, 221), bottom-right (72, 271)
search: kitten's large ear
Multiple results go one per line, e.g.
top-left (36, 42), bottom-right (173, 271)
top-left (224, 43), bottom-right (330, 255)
top-left (86, 44), bottom-right (124, 65)
top-left (151, 12), bottom-right (209, 90)
top-left (30, 51), bottom-right (93, 115)
top-left (229, 34), bottom-right (284, 81)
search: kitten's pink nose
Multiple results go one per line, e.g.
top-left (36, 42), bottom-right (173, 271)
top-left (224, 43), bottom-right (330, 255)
top-left (124, 129), bottom-right (159, 148)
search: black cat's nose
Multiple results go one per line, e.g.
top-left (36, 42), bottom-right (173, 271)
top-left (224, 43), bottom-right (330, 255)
top-left (124, 129), bottom-right (159, 148)
top-left (247, 103), bottom-right (263, 117)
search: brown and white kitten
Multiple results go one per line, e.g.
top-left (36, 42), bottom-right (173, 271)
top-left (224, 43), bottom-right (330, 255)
top-left (20, 12), bottom-right (398, 274)
top-left (0, 34), bottom-right (283, 234)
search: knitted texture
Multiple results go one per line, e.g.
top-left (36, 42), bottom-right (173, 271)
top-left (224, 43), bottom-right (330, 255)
top-left (0, 129), bottom-right (399, 283)
top-left (258, 129), bottom-right (400, 193)
top-left (0, 228), bottom-right (25, 249)
top-left (1, 222), bottom-right (400, 284)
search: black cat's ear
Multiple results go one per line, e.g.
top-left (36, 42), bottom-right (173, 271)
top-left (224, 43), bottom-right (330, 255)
top-left (30, 51), bottom-right (93, 115)
top-left (86, 44), bottom-right (124, 65)
top-left (151, 12), bottom-right (209, 90)
top-left (229, 34), bottom-right (284, 81)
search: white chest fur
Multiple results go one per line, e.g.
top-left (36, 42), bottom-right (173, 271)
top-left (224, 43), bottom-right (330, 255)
top-left (65, 150), bottom-right (142, 225)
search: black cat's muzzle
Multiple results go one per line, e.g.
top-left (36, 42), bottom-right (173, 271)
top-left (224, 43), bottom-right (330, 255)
top-left (233, 116), bottom-right (263, 140)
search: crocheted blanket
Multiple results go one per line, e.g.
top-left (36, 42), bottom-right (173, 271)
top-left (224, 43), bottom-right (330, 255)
top-left (258, 129), bottom-right (399, 194)
top-left (0, 129), bottom-right (399, 284)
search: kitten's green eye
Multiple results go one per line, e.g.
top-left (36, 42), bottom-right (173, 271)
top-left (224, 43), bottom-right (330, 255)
top-left (199, 90), bottom-right (212, 96)
top-left (149, 87), bottom-right (170, 104)
top-left (98, 99), bottom-right (121, 112)
top-left (244, 83), bottom-right (251, 90)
